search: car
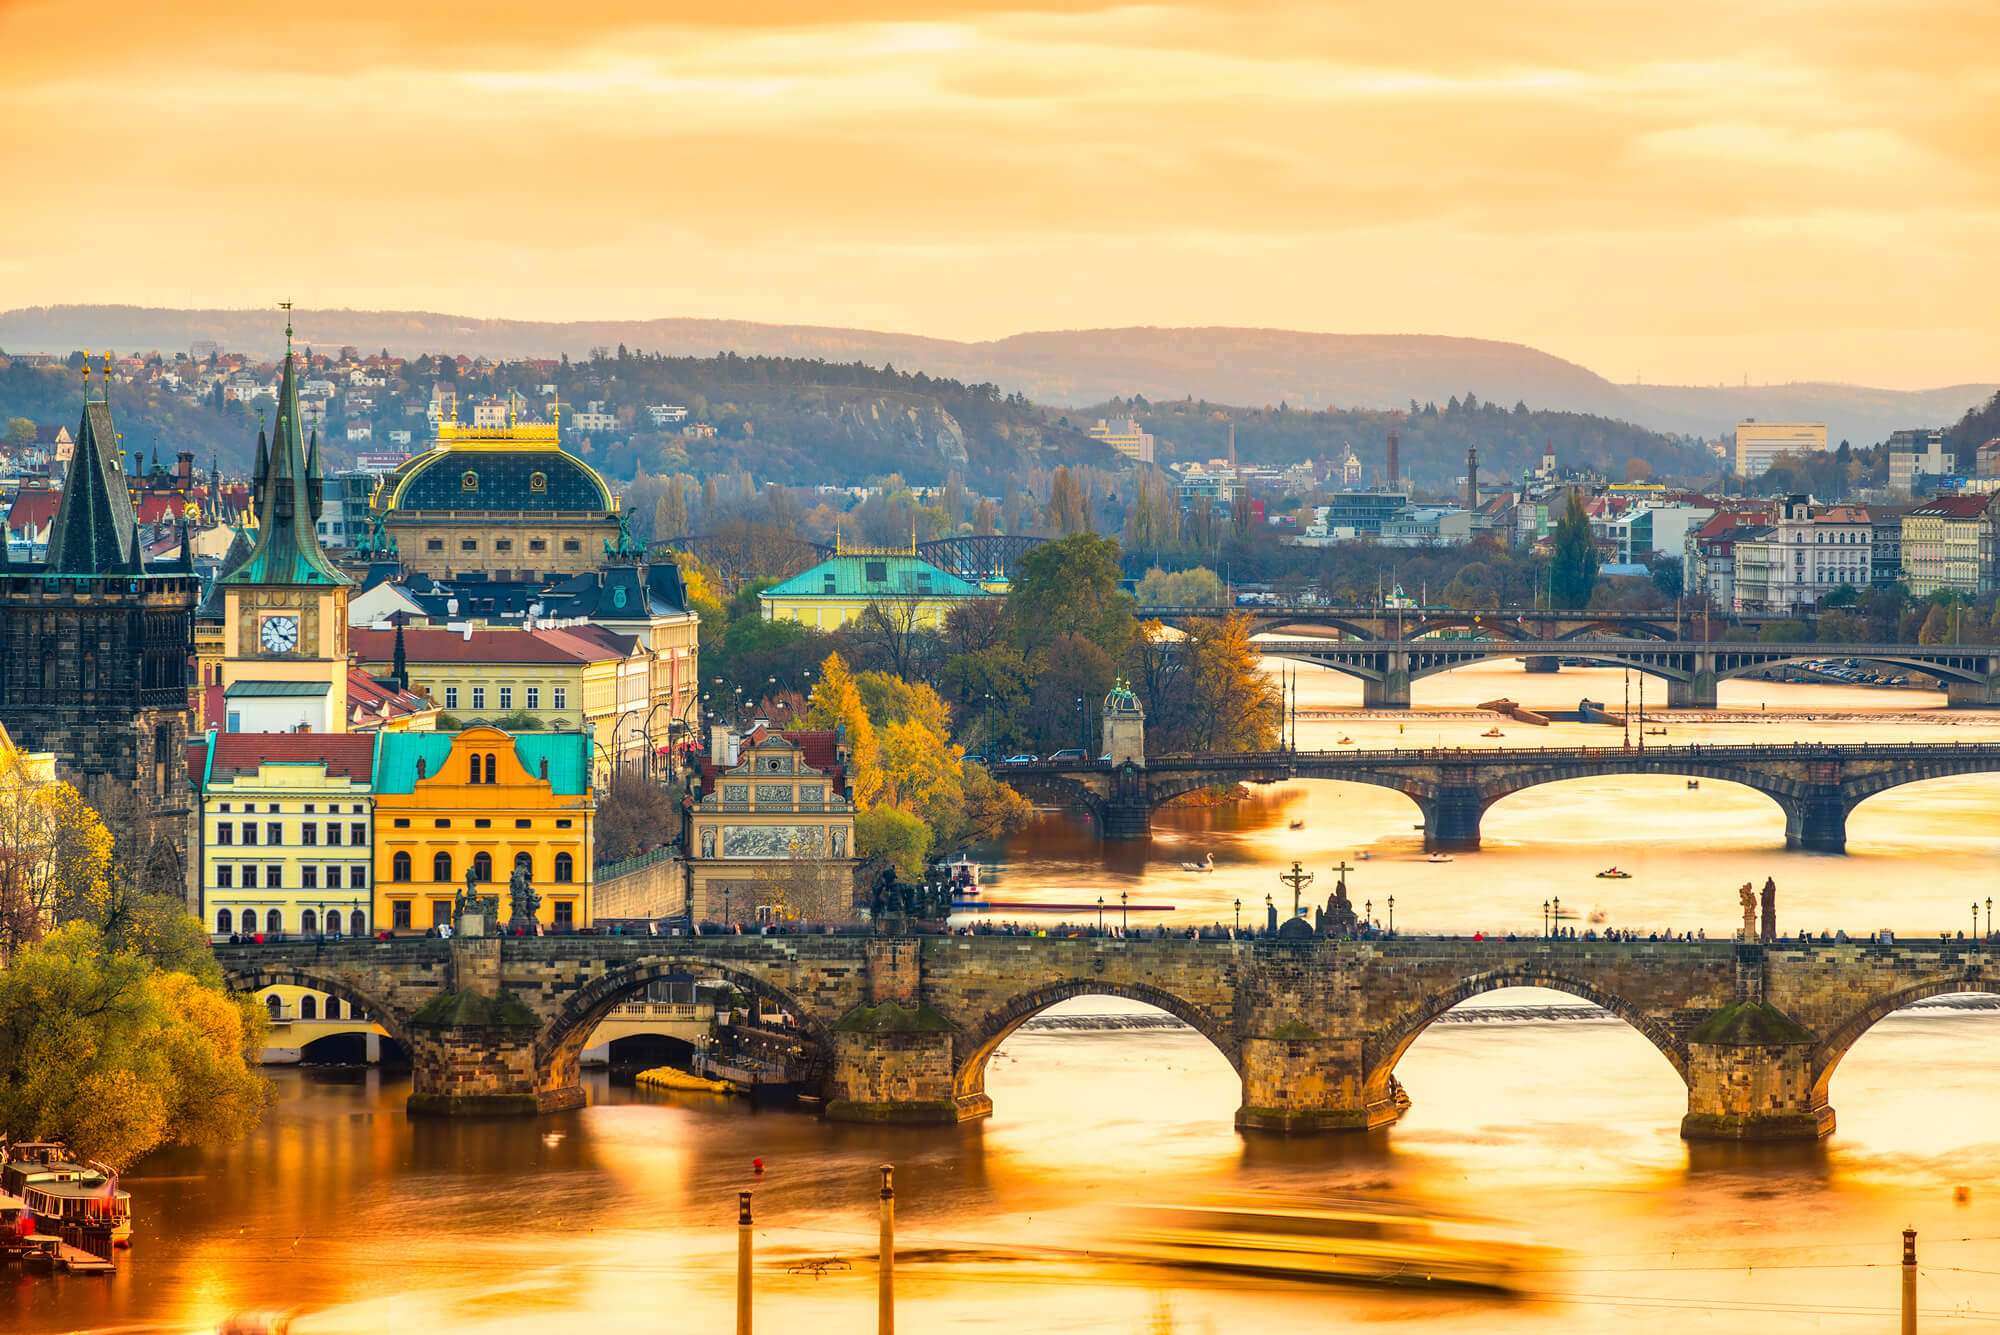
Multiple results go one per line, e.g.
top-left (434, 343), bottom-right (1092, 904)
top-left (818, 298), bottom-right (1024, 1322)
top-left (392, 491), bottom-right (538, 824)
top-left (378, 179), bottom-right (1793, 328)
top-left (1047, 748), bottom-right (1087, 763)
top-left (963, 754), bottom-right (989, 767)
top-left (1002, 754), bottom-right (1038, 765)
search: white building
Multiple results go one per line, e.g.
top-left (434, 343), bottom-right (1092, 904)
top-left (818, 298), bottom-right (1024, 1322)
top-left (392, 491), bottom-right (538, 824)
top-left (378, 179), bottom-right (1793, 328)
top-left (1734, 422), bottom-right (1827, 477)
top-left (1887, 428), bottom-right (1950, 498)
top-left (1087, 417), bottom-right (1155, 464)
top-left (1731, 496), bottom-right (1872, 612)
top-left (648, 404), bottom-right (690, 426)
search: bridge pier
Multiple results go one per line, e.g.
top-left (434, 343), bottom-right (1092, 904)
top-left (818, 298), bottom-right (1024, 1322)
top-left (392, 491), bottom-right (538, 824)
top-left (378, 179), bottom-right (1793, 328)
top-left (1423, 788), bottom-right (1483, 852)
top-left (1680, 1003), bottom-right (1832, 1141)
top-left (1523, 656), bottom-right (1559, 675)
top-left (1102, 799), bottom-right (1153, 840)
top-left (1666, 670), bottom-right (1717, 709)
top-left (1784, 792), bottom-right (1847, 853)
top-left (825, 938), bottom-right (968, 1124)
top-left (1946, 678), bottom-right (2000, 707)
top-left (1235, 1036), bottom-right (1400, 1132)
top-left (1361, 661), bottom-right (1411, 710)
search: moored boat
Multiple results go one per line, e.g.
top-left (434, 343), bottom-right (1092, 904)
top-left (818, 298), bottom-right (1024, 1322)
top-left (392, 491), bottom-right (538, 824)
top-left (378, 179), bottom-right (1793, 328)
top-left (3, 1141), bottom-right (131, 1248)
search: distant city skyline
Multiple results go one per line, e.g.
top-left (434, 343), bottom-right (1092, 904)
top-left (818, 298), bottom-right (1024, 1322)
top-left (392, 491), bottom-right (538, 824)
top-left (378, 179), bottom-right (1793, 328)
top-left (4, 0), bottom-right (1996, 391)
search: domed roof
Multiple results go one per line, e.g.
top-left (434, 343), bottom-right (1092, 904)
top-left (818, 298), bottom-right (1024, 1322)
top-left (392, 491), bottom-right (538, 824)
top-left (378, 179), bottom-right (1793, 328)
top-left (381, 425), bottom-right (614, 514)
top-left (1103, 680), bottom-right (1143, 715)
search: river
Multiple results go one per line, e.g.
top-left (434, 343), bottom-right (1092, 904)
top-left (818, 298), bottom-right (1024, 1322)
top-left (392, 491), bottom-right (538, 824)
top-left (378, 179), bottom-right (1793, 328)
top-left (20, 662), bottom-right (2000, 1334)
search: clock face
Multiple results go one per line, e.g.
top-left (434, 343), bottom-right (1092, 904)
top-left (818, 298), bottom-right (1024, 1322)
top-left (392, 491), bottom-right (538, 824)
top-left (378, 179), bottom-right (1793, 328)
top-left (260, 616), bottom-right (299, 653)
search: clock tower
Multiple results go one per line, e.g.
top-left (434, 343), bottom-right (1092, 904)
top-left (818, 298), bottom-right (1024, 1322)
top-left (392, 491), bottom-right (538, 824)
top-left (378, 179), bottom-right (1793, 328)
top-left (217, 320), bottom-right (354, 733)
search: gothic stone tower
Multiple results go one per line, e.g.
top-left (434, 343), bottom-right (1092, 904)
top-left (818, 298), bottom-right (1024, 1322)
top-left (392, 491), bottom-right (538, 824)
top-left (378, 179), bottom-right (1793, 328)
top-left (0, 387), bottom-right (197, 878)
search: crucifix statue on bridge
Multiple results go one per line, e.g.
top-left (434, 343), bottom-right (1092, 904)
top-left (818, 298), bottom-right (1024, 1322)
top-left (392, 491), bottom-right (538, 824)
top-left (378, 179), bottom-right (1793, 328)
top-left (1278, 861), bottom-right (1314, 922)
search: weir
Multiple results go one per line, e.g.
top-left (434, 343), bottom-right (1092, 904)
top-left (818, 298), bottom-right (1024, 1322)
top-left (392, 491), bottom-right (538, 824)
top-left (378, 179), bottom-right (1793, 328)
top-left (217, 935), bottom-right (1997, 1143)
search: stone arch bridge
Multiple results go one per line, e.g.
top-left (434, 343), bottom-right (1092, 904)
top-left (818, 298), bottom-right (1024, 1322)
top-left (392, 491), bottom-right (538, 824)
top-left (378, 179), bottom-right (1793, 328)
top-left (217, 934), bottom-right (1993, 1143)
top-left (1003, 741), bottom-right (2000, 851)
top-left (1141, 604), bottom-right (1787, 644)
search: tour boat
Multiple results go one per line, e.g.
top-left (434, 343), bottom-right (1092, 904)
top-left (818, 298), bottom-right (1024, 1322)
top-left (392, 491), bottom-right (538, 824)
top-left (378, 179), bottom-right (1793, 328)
top-left (1426, 853), bottom-right (1453, 863)
top-left (1596, 867), bottom-right (1631, 880)
top-left (942, 855), bottom-right (990, 910)
top-left (1645, 727), bottom-right (1668, 736)
top-left (1116, 1198), bottom-right (1535, 1291)
top-left (1180, 852), bottom-right (1216, 873)
top-left (2, 1142), bottom-right (131, 1248)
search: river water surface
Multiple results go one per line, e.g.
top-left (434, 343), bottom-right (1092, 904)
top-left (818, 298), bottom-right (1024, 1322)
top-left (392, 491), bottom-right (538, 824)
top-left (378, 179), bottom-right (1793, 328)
top-left (19, 662), bottom-right (2000, 1335)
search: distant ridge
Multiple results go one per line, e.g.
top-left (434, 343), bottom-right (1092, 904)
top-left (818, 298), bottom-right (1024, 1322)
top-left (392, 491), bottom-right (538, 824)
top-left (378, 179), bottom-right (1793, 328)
top-left (2, 305), bottom-right (1986, 445)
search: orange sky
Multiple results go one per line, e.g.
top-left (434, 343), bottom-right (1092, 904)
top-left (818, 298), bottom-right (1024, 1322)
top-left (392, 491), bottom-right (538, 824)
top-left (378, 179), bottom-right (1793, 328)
top-left (4, 0), bottom-right (1996, 388)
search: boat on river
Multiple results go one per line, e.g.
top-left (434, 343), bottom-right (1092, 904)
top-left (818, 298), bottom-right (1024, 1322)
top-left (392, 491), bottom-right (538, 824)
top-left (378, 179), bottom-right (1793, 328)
top-left (942, 855), bottom-right (990, 910)
top-left (1481, 728), bottom-right (1504, 738)
top-left (1596, 867), bottom-right (1631, 880)
top-left (1116, 1198), bottom-right (1536, 1291)
top-left (2, 1141), bottom-right (131, 1249)
top-left (1426, 853), bottom-right (1453, 864)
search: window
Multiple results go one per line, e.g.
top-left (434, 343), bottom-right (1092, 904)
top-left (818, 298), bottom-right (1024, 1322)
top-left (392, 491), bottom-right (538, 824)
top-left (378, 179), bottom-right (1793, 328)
top-left (432, 900), bottom-right (452, 927)
top-left (427, 539), bottom-right (445, 552)
top-left (266, 822), bottom-right (282, 846)
top-left (553, 687), bottom-right (567, 710)
top-left (499, 687), bottom-right (513, 709)
top-left (461, 540), bottom-right (478, 552)
top-left (351, 823), bottom-right (367, 846)
top-left (242, 823), bottom-right (258, 846)
top-left (326, 866), bottom-right (343, 890)
top-left (529, 539), bottom-right (547, 553)
top-left (472, 687), bottom-right (486, 710)
top-left (327, 823), bottom-right (343, 846)
top-left (352, 865), bottom-right (367, 888)
top-left (470, 751), bottom-right (484, 784)
top-left (435, 818), bottom-right (451, 828)
top-left (393, 851), bottom-right (412, 881)
top-left (865, 560), bottom-right (887, 581)
top-left (226, 711), bottom-right (242, 733)
top-left (554, 852), bottom-right (573, 883)
top-left (495, 539), bottom-right (513, 553)
top-left (326, 996), bottom-right (343, 1018)
top-left (553, 901), bottom-right (574, 930)
top-left (298, 994), bottom-right (317, 1019)
top-left (526, 687), bottom-right (540, 710)
top-left (472, 851), bottom-right (493, 882)
top-left (556, 818), bottom-right (572, 829)
top-left (302, 823), bottom-right (318, 846)
top-left (301, 865), bottom-right (318, 890)
top-left (445, 686), bottom-right (459, 709)
top-left (265, 909), bottom-right (283, 933)
top-left (217, 865), bottom-right (234, 888)
top-left (266, 864), bottom-right (283, 888)
top-left (475, 818), bottom-right (491, 829)
top-left (515, 818), bottom-right (531, 829)
top-left (219, 803), bottom-right (231, 813)
top-left (563, 539), bottom-right (580, 552)
top-left (216, 908), bottom-right (232, 933)
top-left (484, 754), bottom-right (497, 784)
top-left (393, 901), bottom-right (413, 930)
top-left (394, 817), bottom-right (410, 829)
top-left (216, 821), bottom-right (233, 845)
top-left (513, 851), bottom-right (533, 880)
top-left (433, 851), bottom-right (453, 882)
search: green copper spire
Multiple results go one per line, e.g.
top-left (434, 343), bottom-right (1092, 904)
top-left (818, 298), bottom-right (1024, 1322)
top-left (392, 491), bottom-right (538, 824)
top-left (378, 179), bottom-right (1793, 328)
top-left (46, 399), bottom-right (144, 575)
top-left (220, 327), bottom-right (349, 589)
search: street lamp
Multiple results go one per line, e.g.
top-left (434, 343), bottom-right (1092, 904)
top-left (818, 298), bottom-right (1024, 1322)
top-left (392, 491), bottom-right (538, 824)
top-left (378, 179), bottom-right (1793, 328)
top-left (1365, 899), bottom-right (1372, 931)
top-left (1265, 893), bottom-right (1273, 934)
top-left (1553, 895), bottom-right (1562, 938)
top-left (1987, 897), bottom-right (1992, 940)
top-left (723, 885), bottom-right (732, 928)
top-left (1387, 895), bottom-right (1395, 937)
top-left (1120, 889), bottom-right (1129, 932)
top-left (1543, 898), bottom-right (1550, 937)
top-left (1234, 897), bottom-right (1242, 932)
top-left (1076, 695), bottom-right (1087, 754)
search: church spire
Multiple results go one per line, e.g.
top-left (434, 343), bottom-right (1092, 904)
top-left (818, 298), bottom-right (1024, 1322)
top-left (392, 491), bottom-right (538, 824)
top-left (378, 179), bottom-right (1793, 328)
top-left (306, 420), bottom-right (324, 524)
top-left (45, 393), bottom-right (143, 575)
top-left (218, 314), bottom-right (349, 589)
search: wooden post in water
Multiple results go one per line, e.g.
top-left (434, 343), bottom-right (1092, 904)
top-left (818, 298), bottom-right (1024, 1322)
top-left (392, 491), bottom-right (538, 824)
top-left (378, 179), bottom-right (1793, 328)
top-left (1902, 1228), bottom-right (1917, 1335)
top-left (878, 1164), bottom-right (896, 1335)
top-left (737, 1191), bottom-right (753, 1335)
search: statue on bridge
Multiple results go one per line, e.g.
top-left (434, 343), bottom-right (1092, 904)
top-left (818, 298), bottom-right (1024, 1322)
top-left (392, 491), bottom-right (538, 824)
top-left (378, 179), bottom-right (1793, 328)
top-left (1317, 875), bottom-right (1360, 938)
top-left (509, 864), bottom-right (542, 935)
top-left (1737, 883), bottom-right (1757, 943)
top-left (1761, 877), bottom-right (1778, 944)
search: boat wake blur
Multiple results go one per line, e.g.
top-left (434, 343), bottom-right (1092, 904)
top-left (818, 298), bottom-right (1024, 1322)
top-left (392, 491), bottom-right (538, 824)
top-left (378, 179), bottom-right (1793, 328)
top-left (1112, 1195), bottom-right (1544, 1292)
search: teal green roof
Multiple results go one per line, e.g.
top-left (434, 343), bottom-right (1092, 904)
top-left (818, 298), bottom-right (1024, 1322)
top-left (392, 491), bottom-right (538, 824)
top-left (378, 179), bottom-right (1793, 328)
top-left (220, 338), bottom-right (349, 589)
top-left (224, 681), bottom-right (330, 698)
top-left (374, 731), bottom-right (593, 795)
top-left (761, 554), bottom-right (988, 601)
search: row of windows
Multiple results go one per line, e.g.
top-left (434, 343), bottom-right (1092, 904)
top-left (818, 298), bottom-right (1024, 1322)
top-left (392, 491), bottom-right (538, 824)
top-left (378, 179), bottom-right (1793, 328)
top-left (216, 908), bottom-right (366, 936)
top-left (267, 992), bottom-right (357, 1020)
top-left (442, 686), bottom-right (565, 711)
top-left (216, 864), bottom-right (369, 890)
top-left (215, 802), bottom-right (366, 814)
top-left (388, 849), bottom-right (574, 883)
top-left (389, 899), bottom-right (574, 930)
top-left (214, 822), bottom-right (368, 847)
top-left (422, 537), bottom-right (584, 554)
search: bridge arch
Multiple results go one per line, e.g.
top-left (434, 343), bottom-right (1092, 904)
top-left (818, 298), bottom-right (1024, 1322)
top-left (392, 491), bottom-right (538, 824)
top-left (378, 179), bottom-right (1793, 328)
top-left (1843, 767), bottom-right (2000, 826)
top-left (1474, 763), bottom-right (1806, 834)
top-left (1550, 620), bottom-right (1678, 642)
top-left (221, 964), bottom-right (415, 1053)
top-left (1711, 650), bottom-right (1990, 688)
top-left (533, 955), bottom-right (835, 1097)
top-left (1809, 976), bottom-right (2000, 1109)
top-left (950, 979), bottom-right (1240, 1116)
top-left (1360, 967), bottom-right (1690, 1109)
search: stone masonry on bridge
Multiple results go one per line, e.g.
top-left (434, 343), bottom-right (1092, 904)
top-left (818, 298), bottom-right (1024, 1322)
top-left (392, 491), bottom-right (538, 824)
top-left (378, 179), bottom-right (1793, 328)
top-left (1003, 742), bottom-right (2000, 852)
top-left (218, 933), bottom-right (1994, 1141)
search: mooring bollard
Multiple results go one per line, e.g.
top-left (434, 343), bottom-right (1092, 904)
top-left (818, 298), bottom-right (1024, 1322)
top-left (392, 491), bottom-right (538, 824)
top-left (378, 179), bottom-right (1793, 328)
top-left (879, 1164), bottom-right (895, 1335)
top-left (738, 1191), bottom-right (753, 1335)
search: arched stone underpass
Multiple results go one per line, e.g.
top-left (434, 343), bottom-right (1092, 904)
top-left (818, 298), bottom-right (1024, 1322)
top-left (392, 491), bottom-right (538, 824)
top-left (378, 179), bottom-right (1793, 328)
top-left (1360, 969), bottom-right (1691, 1114)
top-left (221, 965), bottom-right (416, 1055)
top-left (1809, 978), bottom-right (2000, 1117)
top-left (951, 979), bottom-right (1240, 1121)
top-left (534, 957), bottom-right (835, 1105)
top-left (1477, 771), bottom-right (1796, 848)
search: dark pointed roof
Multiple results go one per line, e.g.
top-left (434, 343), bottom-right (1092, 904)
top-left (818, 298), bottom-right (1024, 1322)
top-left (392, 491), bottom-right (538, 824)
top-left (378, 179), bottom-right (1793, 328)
top-left (220, 336), bottom-right (349, 589)
top-left (45, 400), bottom-right (143, 576)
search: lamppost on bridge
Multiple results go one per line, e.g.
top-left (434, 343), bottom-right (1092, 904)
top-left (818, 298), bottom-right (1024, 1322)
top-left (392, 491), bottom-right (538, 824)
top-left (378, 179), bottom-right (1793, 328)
top-left (1365, 899), bottom-right (1372, 932)
top-left (1543, 898), bottom-right (1550, 937)
top-left (1387, 895), bottom-right (1395, 937)
top-left (1234, 898), bottom-right (1242, 932)
top-left (1278, 861), bottom-right (1314, 921)
top-left (1987, 897), bottom-right (1992, 941)
top-left (1120, 889), bottom-right (1129, 932)
top-left (1097, 895), bottom-right (1105, 933)
top-left (1265, 893), bottom-right (1274, 934)
top-left (1553, 895), bottom-right (1562, 937)
top-left (723, 885), bottom-right (732, 929)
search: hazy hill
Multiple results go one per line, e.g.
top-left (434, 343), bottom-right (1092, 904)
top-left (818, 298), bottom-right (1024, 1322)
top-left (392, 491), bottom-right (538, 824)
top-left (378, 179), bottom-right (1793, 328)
top-left (3, 305), bottom-right (1986, 452)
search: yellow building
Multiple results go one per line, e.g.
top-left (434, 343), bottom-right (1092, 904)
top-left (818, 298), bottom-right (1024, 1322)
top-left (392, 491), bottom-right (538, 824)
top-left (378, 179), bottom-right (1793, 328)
top-left (687, 728), bottom-right (857, 922)
top-left (217, 333), bottom-right (355, 734)
top-left (758, 550), bottom-right (995, 631)
top-left (1733, 421), bottom-right (1827, 478)
top-left (1901, 495), bottom-right (1997, 596)
top-left (349, 624), bottom-right (649, 775)
top-left (1087, 416), bottom-right (1156, 463)
top-left (187, 732), bottom-right (377, 938)
top-left (373, 727), bottom-right (596, 934)
top-left (363, 419), bottom-right (640, 580)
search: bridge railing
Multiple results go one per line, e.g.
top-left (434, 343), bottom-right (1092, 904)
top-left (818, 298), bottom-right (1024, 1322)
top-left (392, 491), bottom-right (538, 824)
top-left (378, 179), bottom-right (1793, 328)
top-left (1004, 739), bottom-right (2000, 773)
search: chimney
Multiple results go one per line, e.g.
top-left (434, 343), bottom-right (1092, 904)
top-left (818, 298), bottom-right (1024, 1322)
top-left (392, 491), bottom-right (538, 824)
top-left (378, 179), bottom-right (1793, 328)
top-left (1386, 430), bottom-right (1400, 486)
top-left (1466, 446), bottom-right (1479, 513)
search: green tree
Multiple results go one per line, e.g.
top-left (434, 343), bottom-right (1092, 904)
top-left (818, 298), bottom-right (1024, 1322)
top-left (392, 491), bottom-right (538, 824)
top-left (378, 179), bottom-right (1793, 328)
top-left (1549, 493), bottom-right (1599, 608)
top-left (1006, 532), bottom-right (1135, 662)
top-left (1135, 566), bottom-right (1225, 607)
top-left (1180, 613), bottom-right (1283, 753)
top-left (855, 806), bottom-right (930, 878)
top-left (1918, 604), bottom-right (1953, 645)
top-left (5, 418), bottom-right (35, 451)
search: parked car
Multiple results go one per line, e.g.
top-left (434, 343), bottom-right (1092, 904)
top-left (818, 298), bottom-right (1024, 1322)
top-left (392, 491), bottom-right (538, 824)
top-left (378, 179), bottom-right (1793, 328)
top-left (1002, 754), bottom-right (1039, 765)
top-left (1047, 748), bottom-right (1087, 763)
top-left (963, 754), bottom-right (989, 766)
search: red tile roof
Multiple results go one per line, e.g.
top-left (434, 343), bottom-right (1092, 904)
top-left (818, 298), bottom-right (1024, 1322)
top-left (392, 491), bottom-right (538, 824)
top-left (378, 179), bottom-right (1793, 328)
top-left (698, 729), bottom-right (846, 792)
top-left (6, 490), bottom-right (59, 534)
top-left (1911, 495), bottom-right (1995, 518)
top-left (349, 625), bottom-right (631, 665)
top-left (201, 733), bottom-right (376, 783)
